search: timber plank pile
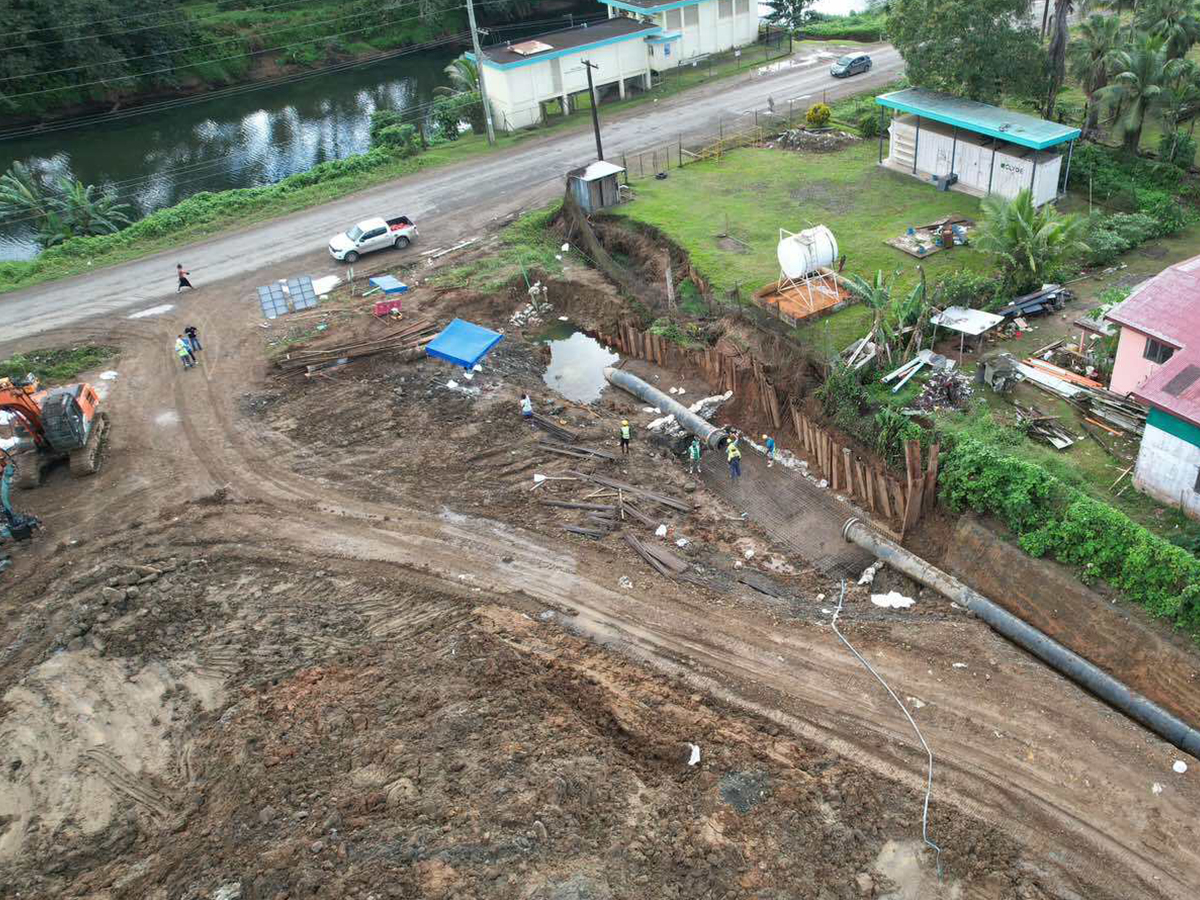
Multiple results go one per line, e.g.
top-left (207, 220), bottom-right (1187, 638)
top-left (537, 440), bottom-right (620, 462)
top-left (531, 413), bottom-right (579, 443)
top-left (275, 318), bottom-right (438, 375)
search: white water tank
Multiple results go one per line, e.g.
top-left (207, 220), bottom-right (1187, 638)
top-left (777, 225), bottom-right (839, 279)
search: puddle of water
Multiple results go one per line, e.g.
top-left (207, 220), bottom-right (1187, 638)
top-left (537, 323), bottom-right (619, 404)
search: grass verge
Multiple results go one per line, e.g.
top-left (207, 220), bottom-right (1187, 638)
top-left (0, 346), bottom-right (117, 384)
top-left (429, 204), bottom-right (564, 293)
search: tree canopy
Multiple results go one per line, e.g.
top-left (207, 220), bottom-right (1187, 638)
top-left (887, 0), bottom-right (1047, 103)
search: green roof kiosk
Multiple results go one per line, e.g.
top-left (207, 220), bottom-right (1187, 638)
top-left (875, 88), bottom-right (1081, 206)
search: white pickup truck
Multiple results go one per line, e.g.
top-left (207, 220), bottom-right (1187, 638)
top-left (328, 215), bottom-right (418, 263)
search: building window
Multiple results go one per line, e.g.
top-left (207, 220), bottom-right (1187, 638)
top-left (736, 0), bottom-right (750, 12)
top-left (1143, 337), bottom-right (1176, 365)
top-left (685, 5), bottom-right (699, 26)
top-left (664, 43), bottom-right (671, 56)
top-left (666, 8), bottom-right (681, 29)
top-left (719, 0), bottom-right (733, 18)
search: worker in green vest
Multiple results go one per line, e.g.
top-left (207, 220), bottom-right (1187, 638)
top-left (619, 420), bottom-right (631, 455)
top-left (687, 437), bottom-right (702, 475)
top-left (727, 438), bottom-right (742, 480)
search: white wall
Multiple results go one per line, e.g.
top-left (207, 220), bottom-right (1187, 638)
top-left (1133, 420), bottom-right (1200, 519)
top-left (484, 36), bottom-right (651, 131)
top-left (885, 114), bottom-right (1063, 203)
top-left (634, 0), bottom-right (758, 69)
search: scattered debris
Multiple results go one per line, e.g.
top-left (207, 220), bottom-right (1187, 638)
top-left (996, 284), bottom-right (1071, 319)
top-left (770, 128), bottom-right (859, 152)
top-left (1174, 760), bottom-right (1188, 774)
top-left (871, 591), bottom-right (915, 609)
top-left (910, 369), bottom-right (973, 412)
top-left (624, 532), bottom-right (689, 577)
top-left (887, 216), bottom-right (972, 258)
top-left (655, 524), bottom-right (668, 538)
top-left (1014, 403), bottom-right (1077, 450)
top-left (858, 562), bottom-right (881, 586)
top-left (952, 662), bottom-right (968, 669)
top-left (687, 743), bottom-right (701, 766)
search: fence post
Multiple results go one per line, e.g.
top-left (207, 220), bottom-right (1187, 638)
top-left (923, 443), bottom-right (940, 512)
top-left (622, 153), bottom-right (628, 183)
top-left (902, 440), bottom-right (924, 535)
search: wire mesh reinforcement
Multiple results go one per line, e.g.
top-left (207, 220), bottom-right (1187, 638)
top-left (696, 444), bottom-right (873, 578)
top-left (832, 582), bottom-right (944, 878)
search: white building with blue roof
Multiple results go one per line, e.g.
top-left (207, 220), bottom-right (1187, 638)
top-left (474, 0), bottom-right (761, 131)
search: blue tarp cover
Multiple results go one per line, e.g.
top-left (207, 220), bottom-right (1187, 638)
top-left (369, 275), bottom-right (409, 294)
top-left (426, 318), bottom-right (504, 369)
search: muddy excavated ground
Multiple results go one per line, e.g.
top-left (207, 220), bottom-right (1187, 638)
top-left (1, 224), bottom-right (1198, 900)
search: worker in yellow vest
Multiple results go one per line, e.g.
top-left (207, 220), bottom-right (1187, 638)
top-left (619, 420), bottom-right (631, 455)
top-left (727, 437), bottom-right (742, 480)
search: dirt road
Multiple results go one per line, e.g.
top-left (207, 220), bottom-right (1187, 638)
top-left (2, 250), bottom-right (1197, 897)
top-left (0, 45), bottom-right (903, 342)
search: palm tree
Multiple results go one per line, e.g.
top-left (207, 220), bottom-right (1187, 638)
top-left (435, 54), bottom-right (479, 97)
top-left (1045, 0), bottom-right (1075, 119)
top-left (54, 177), bottom-right (131, 238)
top-left (1068, 14), bottom-right (1123, 131)
top-left (0, 161), bottom-right (53, 223)
top-left (1102, 33), bottom-right (1185, 151)
top-left (1136, 0), bottom-right (1200, 58)
top-left (977, 190), bottom-right (1089, 293)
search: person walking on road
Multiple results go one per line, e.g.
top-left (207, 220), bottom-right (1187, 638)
top-left (727, 438), bottom-right (742, 480)
top-left (687, 436), bottom-right (702, 475)
top-left (184, 325), bottom-right (202, 354)
top-left (762, 433), bottom-right (776, 467)
top-left (175, 335), bottom-right (195, 369)
top-left (176, 263), bottom-right (194, 293)
top-left (520, 393), bottom-right (534, 427)
top-left (619, 420), bottom-right (631, 456)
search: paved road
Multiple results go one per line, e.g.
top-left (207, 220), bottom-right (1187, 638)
top-left (1, 45), bottom-right (902, 342)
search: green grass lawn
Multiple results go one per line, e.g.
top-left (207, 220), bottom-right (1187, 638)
top-left (613, 141), bottom-right (991, 352)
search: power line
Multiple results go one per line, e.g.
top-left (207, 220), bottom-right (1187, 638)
top-left (0, 31), bottom-right (472, 141)
top-left (0, 4), bottom-right (460, 100)
top-left (4, 0), bottom-right (332, 40)
top-left (1, 2), bottom-right (426, 81)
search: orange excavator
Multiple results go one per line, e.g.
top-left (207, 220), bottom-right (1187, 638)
top-left (0, 374), bottom-right (109, 489)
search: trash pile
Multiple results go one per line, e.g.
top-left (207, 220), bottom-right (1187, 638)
top-left (769, 128), bottom-right (858, 152)
top-left (1014, 403), bottom-right (1076, 450)
top-left (509, 282), bottom-right (551, 328)
top-left (910, 369), bottom-right (973, 412)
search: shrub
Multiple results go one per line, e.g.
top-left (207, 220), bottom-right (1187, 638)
top-left (1084, 212), bottom-right (1158, 266)
top-left (369, 110), bottom-right (406, 148)
top-left (933, 269), bottom-right (1002, 310)
top-left (377, 123), bottom-right (422, 158)
top-left (1158, 131), bottom-right (1197, 169)
top-left (857, 110), bottom-right (880, 139)
top-left (805, 102), bottom-right (831, 128)
top-left (940, 436), bottom-right (1200, 629)
top-left (804, 11), bottom-right (887, 41)
top-left (1068, 142), bottom-right (1188, 236)
top-left (873, 407), bottom-right (923, 467)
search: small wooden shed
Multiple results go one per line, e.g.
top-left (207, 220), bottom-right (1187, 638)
top-left (567, 160), bottom-right (625, 214)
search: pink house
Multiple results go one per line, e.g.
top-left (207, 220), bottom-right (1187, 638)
top-left (1106, 257), bottom-right (1200, 397)
top-left (1105, 257), bottom-right (1200, 519)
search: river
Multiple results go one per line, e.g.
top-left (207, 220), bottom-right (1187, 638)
top-left (0, 48), bottom-right (459, 261)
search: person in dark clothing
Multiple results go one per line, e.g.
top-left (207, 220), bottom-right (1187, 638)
top-left (184, 325), bottom-right (202, 353)
top-left (177, 263), bottom-right (194, 292)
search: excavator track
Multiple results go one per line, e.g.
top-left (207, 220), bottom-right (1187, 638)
top-left (69, 412), bottom-right (108, 478)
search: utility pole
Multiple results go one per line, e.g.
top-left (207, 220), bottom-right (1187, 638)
top-left (582, 59), bottom-right (603, 160)
top-left (466, 0), bottom-right (495, 145)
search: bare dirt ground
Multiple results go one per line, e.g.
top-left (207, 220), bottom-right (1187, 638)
top-left (2, 233), bottom-right (1199, 900)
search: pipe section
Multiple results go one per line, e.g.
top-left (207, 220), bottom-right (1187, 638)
top-left (603, 367), bottom-right (725, 449)
top-left (843, 517), bottom-right (1200, 759)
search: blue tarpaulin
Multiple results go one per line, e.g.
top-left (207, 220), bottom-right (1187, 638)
top-left (369, 275), bottom-right (409, 294)
top-left (426, 318), bottom-right (504, 369)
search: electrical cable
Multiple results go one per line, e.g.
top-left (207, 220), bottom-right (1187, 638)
top-left (0, 4), bottom-right (467, 99)
top-left (5, 0), bottom-right (333, 39)
top-left (0, 2), bottom-right (427, 81)
top-left (0, 32), bottom-right (471, 141)
top-left (831, 581), bottom-right (945, 879)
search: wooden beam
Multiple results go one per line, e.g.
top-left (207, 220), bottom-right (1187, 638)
top-left (876, 471), bottom-right (893, 519)
top-left (902, 439), bottom-right (924, 535)
top-left (842, 448), bottom-right (854, 497)
top-left (922, 443), bottom-right (940, 513)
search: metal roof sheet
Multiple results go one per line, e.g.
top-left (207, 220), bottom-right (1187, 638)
top-left (478, 18), bottom-right (659, 67)
top-left (876, 88), bottom-right (1081, 150)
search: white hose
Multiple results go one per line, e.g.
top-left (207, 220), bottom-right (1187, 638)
top-left (831, 581), bottom-right (944, 878)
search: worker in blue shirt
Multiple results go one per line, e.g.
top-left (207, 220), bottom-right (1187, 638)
top-left (762, 433), bottom-right (776, 467)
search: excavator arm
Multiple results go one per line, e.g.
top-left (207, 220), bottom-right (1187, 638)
top-left (1, 456), bottom-right (41, 545)
top-left (0, 377), bottom-right (49, 450)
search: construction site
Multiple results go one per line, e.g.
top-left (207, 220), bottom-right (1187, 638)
top-left (1, 188), bottom-right (1198, 900)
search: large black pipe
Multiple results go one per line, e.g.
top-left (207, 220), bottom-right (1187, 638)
top-left (604, 367), bottom-right (725, 449)
top-left (843, 517), bottom-right (1200, 759)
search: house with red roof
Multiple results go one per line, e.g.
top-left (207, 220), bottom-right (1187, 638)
top-left (1105, 255), bottom-right (1200, 519)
